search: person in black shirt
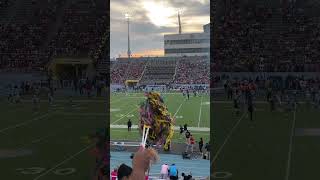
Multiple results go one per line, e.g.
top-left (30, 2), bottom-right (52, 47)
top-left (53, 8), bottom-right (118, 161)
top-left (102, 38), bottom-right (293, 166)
top-left (127, 119), bottom-right (132, 132)
top-left (199, 137), bottom-right (204, 153)
top-left (179, 125), bottom-right (184, 139)
top-left (187, 90), bottom-right (190, 100)
top-left (179, 125), bottom-right (184, 134)
top-left (181, 173), bottom-right (192, 180)
top-left (204, 142), bottom-right (210, 160)
top-left (185, 130), bottom-right (191, 139)
top-left (183, 124), bottom-right (188, 131)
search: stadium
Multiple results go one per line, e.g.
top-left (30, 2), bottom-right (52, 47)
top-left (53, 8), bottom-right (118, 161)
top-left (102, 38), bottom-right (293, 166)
top-left (110, 1), bottom-right (210, 179)
top-left (212, 1), bottom-right (320, 180)
top-left (0, 0), bottom-right (211, 179)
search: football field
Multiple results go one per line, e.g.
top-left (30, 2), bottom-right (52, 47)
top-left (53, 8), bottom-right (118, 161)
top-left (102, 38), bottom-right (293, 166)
top-left (213, 100), bottom-right (320, 180)
top-left (0, 97), bottom-right (106, 180)
top-left (110, 92), bottom-right (210, 143)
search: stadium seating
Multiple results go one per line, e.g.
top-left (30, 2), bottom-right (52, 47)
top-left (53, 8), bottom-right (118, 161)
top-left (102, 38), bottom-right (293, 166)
top-left (110, 56), bottom-right (210, 85)
top-left (213, 2), bottom-right (320, 72)
top-left (139, 59), bottom-right (176, 85)
top-left (174, 57), bottom-right (209, 84)
top-left (0, 0), bottom-right (108, 72)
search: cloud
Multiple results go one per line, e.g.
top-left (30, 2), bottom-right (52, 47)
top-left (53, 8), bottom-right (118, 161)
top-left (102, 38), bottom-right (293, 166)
top-left (118, 49), bottom-right (164, 57)
top-left (110, 0), bottom-right (209, 58)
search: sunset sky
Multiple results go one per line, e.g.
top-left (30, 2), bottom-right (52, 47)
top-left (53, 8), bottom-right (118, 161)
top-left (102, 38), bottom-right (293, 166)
top-left (110, 0), bottom-right (210, 58)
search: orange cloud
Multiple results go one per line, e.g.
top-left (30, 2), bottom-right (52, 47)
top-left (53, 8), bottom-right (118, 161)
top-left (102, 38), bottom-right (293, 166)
top-left (119, 49), bottom-right (164, 57)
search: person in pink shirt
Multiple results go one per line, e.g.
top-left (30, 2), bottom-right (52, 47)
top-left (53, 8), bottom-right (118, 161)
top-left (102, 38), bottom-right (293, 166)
top-left (160, 163), bottom-right (169, 179)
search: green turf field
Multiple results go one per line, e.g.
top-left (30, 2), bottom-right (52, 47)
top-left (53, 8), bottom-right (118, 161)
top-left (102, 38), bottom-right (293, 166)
top-left (110, 92), bottom-right (210, 143)
top-left (212, 100), bottom-right (320, 180)
top-left (0, 97), bottom-right (106, 180)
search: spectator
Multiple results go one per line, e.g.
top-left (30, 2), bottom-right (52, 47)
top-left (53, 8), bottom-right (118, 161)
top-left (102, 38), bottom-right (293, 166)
top-left (111, 168), bottom-right (118, 180)
top-left (199, 137), bottom-right (204, 153)
top-left (185, 130), bottom-right (191, 146)
top-left (117, 164), bottom-right (132, 180)
top-left (160, 163), bottom-right (169, 179)
top-left (168, 164), bottom-right (178, 180)
top-left (183, 124), bottom-right (188, 131)
top-left (189, 135), bottom-right (195, 153)
top-left (205, 142), bottom-right (210, 160)
top-left (182, 173), bottom-right (192, 180)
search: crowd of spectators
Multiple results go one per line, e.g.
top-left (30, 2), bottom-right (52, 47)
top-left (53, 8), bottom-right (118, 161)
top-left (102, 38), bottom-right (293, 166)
top-left (49, 0), bottom-right (107, 58)
top-left (214, 74), bottom-right (320, 94)
top-left (0, 0), bottom-right (65, 71)
top-left (125, 60), bottom-right (146, 80)
top-left (111, 57), bottom-right (210, 85)
top-left (213, 1), bottom-right (320, 72)
top-left (111, 61), bottom-right (130, 84)
top-left (175, 57), bottom-right (209, 84)
top-left (0, 0), bottom-right (107, 72)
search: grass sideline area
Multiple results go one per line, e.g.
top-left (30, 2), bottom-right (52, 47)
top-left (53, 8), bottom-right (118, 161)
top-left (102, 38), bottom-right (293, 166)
top-left (0, 97), bottom-right (106, 180)
top-left (212, 99), bottom-right (320, 180)
top-left (110, 92), bottom-right (211, 144)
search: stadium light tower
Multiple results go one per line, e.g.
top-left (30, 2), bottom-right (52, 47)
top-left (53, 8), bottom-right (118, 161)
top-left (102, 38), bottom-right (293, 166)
top-left (178, 10), bottom-right (182, 34)
top-left (125, 13), bottom-right (131, 59)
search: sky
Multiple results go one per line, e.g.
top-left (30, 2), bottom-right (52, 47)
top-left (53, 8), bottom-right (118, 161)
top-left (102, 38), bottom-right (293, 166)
top-left (110, 0), bottom-right (210, 58)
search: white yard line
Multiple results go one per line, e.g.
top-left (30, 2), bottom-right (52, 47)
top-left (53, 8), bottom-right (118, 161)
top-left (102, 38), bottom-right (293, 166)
top-left (33, 144), bottom-right (94, 180)
top-left (285, 109), bottom-right (297, 180)
top-left (174, 99), bottom-right (185, 117)
top-left (197, 96), bottom-right (204, 127)
top-left (212, 112), bottom-right (247, 164)
top-left (111, 106), bottom-right (138, 125)
top-left (0, 113), bottom-right (52, 134)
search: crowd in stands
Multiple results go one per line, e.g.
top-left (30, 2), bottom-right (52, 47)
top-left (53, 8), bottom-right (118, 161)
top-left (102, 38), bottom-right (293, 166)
top-left (49, 0), bottom-right (107, 58)
top-left (213, 1), bottom-right (320, 72)
top-left (126, 61), bottom-right (146, 80)
top-left (111, 61), bottom-right (130, 84)
top-left (111, 57), bottom-right (210, 85)
top-left (0, 0), bottom-right (107, 72)
top-left (0, 0), bottom-right (65, 71)
top-left (214, 74), bottom-right (320, 95)
top-left (175, 57), bottom-right (209, 84)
